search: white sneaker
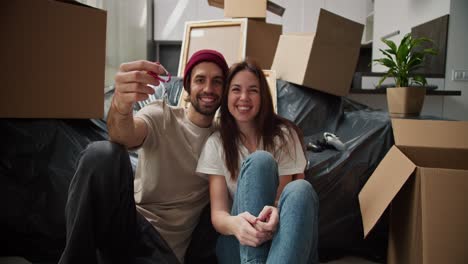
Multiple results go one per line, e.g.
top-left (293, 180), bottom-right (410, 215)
top-left (323, 132), bottom-right (346, 151)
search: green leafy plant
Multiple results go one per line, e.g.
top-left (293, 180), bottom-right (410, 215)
top-left (373, 33), bottom-right (437, 87)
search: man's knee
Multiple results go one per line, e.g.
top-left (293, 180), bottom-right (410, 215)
top-left (80, 141), bottom-right (127, 169)
top-left (72, 140), bottom-right (132, 197)
top-left (75, 141), bottom-right (130, 185)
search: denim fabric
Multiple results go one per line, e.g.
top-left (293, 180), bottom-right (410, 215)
top-left (216, 151), bottom-right (319, 264)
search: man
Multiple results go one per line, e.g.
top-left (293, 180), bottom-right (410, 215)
top-left (59, 49), bottom-right (229, 264)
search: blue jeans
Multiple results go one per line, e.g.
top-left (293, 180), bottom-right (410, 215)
top-left (216, 151), bottom-right (319, 264)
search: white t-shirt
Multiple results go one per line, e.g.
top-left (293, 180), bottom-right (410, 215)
top-left (196, 127), bottom-right (306, 198)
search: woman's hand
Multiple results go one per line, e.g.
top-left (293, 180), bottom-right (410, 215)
top-left (254, 206), bottom-right (279, 235)
top-left (233, 212), bottom-right (273, 247)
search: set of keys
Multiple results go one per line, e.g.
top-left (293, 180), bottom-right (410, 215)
top-left (145, 64), bottom-right (171, 129)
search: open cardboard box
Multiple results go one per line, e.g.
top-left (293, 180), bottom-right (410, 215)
top-left (271, 9), bottom-right (363, 97)
top-left (0, 0), bottom-right (106, 118)
top-left (207, 0), bottom-right (285, 18)
top-left (359, 118), bottom-right (468, 264)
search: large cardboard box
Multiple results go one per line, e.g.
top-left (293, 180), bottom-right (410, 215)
top-left (207, 0), bottom-right (285, 18)
top-left (0, 0), bottom-right (106, 118)
top-left (359, 119), bottom-right (468, 264)
top-left (271, 9), bottom-right (363, 96)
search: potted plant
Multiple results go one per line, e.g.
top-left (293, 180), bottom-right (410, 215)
top-left (374, 33), bottom-right (437, 117)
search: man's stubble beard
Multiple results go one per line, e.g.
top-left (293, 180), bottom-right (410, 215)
top-left (190, 94), bottom-right (220, 117)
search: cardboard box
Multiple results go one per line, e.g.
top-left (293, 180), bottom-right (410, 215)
top-left (271, 9), bottom-right (363, 96)
top-left (207, 0), bottom-right (285, 18)
top-left (0, 0), bottom-right (106, 118)
top-left (225, 0), bottom-right (266, 18)
top-left (359, 118), bottom-right (468, 264)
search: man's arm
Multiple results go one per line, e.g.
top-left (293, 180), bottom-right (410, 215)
top-left (107, 60), bottom-right (165, 148)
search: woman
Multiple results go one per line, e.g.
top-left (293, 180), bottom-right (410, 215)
top-left (196, 59), bottom-right (319, 264)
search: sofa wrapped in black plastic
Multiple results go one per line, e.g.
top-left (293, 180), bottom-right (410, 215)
top-left (0, 78), bottom-right (392, 263)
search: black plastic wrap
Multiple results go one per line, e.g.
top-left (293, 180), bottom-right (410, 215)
top-left (1, 78), bottom-right (392, 262)
top-left (277, 80), bottom-right (392, 262)
top-left (0, 119), bottom-right (108, 261)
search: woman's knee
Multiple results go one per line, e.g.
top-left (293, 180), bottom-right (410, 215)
top-left (240, 151), bottom-right (278, 183)
top-left (243, 151), bottom-right (276, 173)
top-left (282, 180), bottom-right (319, 208)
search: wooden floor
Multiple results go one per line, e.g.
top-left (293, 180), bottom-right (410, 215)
top-left (322, 256), bottom-right (381, 264)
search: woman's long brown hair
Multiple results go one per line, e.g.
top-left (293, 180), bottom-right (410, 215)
top-left (219, 59), bottom-right (305, 180)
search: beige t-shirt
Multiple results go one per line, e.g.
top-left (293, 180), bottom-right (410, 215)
top-left (134, 100), bottom-right (214, 262)
top-left (196, 127), bottom-right (306, 199)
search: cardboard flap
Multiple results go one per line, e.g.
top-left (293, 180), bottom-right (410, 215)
top-left (392, 119), bottom-right (468, 150)
top-left (306, 9), bottom-right (363, 96)
top-left (271, 34), bottom-right (314, 84)
top-left (359, 146), bottom-right (417, 237)
top-left (207, 0), bottom-right (224, 9)
top-left (398, 147), bottom-right (468, 170)
top-left (54, 0), bottom-right (101, 10)
top-left (207, 0), bottom-right (285, 16)
top-left (314, 9), bottom-right (364, 46)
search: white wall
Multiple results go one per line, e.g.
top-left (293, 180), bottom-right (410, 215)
top-left (443, 0), bottom-right (468, 120)
top-left (153, 0), bottom-right (367, 40)
top-left (79, 0), bottom-right (148, 88)
top-left (154, 0), bottom-right (224, 40)
top-left (369, 0), bottom-right (468, 120)
top-left (372, 0), bottom-right (450, 72)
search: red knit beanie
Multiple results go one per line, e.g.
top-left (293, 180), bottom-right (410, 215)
top-left (183, 49), bottom-right (229, 93)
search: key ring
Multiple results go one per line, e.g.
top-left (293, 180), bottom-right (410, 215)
top-left (147, 63), bottom-right (172, 129)
top-left (147, 62), bottom-right (171, 83)
top-left (147, 68), bottom-right (171, 83)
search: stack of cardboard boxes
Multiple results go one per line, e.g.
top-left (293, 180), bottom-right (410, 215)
top-left (180, 0), bottom-right (283, 73)
top-left (191, 0), bottom-right (364, 98)
top-left (1, 0), bottom-right (106, 119)
top-left (177, 0), bottom-right (364, 106)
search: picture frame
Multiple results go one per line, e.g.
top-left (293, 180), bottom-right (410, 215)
top-left (178, 19), bottom-right (247, 76)
top-left (263, 69), bottom-right (277, 113)
top-left (177, 19), bottom-right (281, 111)
top-left (178, 19), bottom-right (248, 108)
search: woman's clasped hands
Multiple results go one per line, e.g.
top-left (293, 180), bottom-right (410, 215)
top-left (233, 206), bottom-right (279, 247)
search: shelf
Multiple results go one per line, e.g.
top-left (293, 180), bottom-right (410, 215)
top-left (349, 89), bottom-right (461, 96)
